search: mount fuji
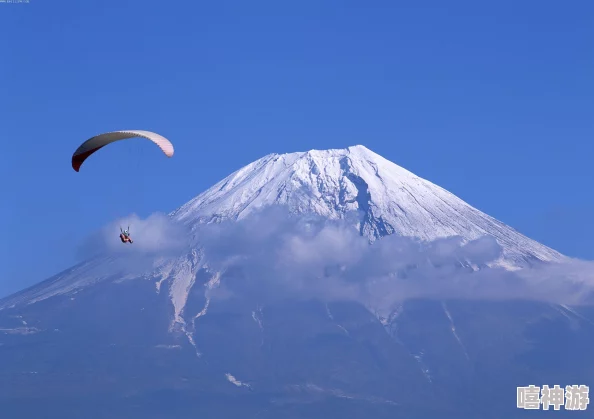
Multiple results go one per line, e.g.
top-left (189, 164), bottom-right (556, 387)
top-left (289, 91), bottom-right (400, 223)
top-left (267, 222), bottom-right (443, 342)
top-left (1, 145), bottom-right (592, 419)
top-left (171, 145), bottom-right (564, 265)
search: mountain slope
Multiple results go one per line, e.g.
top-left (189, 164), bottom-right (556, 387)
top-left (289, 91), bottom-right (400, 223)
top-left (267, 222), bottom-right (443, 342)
top-left (1, 145), bottom-right (592, 419)
top-left (0, 145), bottom-right (566, 316)
top-left (172, 145), bottom-right (564, 266)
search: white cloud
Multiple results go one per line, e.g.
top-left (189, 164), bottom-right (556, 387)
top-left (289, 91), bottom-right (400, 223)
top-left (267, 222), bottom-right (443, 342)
top-left (193, 207), bottom-right (594, 314)
top-left (78, 206), bottom-right (594, 314)
top-left (78, 212), bottom-right (189, 259)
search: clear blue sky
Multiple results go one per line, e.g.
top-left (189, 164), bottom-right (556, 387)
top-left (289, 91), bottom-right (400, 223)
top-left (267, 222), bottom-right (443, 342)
top-left (1, 0), bottom-right (592, 297)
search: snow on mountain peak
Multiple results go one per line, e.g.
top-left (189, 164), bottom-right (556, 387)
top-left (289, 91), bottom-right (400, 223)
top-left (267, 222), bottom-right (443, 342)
top-left (170, 145), bottom-right (564, 267)
top-left (172, 144), bottom-right (417, 227)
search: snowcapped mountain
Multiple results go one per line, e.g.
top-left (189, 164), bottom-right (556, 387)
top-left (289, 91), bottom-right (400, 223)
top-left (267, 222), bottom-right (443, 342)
top-left (172, 145), bottom-right (564, 266)
top-left (1, 145), bottom-right (593, 419)
top-left (0, 145), bottom-right (566, 316)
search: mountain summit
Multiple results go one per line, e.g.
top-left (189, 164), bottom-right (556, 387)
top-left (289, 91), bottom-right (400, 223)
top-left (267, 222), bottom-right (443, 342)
top-left (172, 145), bottom-right (564, 267)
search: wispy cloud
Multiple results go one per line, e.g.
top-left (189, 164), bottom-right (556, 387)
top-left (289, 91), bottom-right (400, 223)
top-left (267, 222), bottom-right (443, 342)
top-left (80, 206), bottom-right (594, 314)
top-left (78, 212), bottom-right (189, 258)
top-left (193, 207), bottom-right (594, 314)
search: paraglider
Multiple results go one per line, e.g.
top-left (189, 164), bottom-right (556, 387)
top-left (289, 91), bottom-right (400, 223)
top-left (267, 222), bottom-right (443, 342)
top-left (71, 130), bottom-right (174, 172)
top-left (120, 226), bottom-right (133, 244)
top-left (72, 130), bottom-right (174, 245)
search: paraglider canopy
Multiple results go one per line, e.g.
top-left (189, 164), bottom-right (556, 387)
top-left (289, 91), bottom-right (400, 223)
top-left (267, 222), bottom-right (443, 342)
top-left (71, 130), bottom-right (174, 172)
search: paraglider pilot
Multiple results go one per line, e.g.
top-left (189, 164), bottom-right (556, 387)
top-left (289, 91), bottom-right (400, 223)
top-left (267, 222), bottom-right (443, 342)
top-left (120, 226), bottom-right (133, 244)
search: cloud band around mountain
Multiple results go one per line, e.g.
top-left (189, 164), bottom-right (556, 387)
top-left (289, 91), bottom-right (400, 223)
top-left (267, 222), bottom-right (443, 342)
top-left (79, 206), bottom-right (594, 316)
top-left (191, 207), bottom-right (594, 313)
